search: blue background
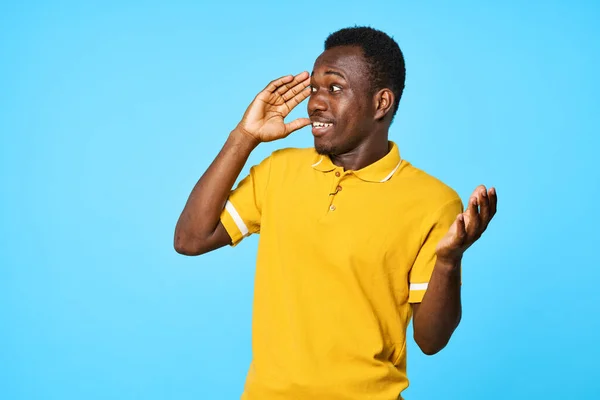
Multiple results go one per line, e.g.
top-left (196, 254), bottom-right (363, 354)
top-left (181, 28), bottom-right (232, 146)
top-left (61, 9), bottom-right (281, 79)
top-left (2, 1), bottom-right (599, 399)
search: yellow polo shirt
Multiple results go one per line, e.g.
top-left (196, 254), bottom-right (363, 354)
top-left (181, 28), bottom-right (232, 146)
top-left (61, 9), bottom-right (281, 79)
top-left (220, 141), bottom-right (463, 400)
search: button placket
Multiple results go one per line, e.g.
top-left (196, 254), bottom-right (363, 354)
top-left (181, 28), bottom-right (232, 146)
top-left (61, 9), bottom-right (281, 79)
top-left (328, 170), bottom-right (345, 212)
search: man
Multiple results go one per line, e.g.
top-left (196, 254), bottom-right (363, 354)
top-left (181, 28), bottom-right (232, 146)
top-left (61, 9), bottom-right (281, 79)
top-left (174, 26), bottom-right (497, 400)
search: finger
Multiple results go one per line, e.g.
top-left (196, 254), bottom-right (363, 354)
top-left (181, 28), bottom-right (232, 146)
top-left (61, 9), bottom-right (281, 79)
top-left (466, 196), bottom-right (481, 242)
top-left (282, 86), bottom-right (311, 113)
top-left (281, 75), bottom-right (311, 102)
top-left (284, 117), bottom-right (311, 136)
top-left (488, 187), bottom-right (497, 219)
top-left (263, 74), bottom-right (295, 94)
top-left (455, 213), bottom-right (467, 246)
top-left (477, 185), bottom-right (490, 229)
top-left (276, 71), bottom-right (310, 97)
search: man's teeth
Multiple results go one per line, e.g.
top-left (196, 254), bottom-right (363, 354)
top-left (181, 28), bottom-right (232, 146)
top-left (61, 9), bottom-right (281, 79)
top-left (312, 122), bottom-right (333, 128)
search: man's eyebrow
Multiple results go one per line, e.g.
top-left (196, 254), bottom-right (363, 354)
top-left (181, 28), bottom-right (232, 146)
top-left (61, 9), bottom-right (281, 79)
top-left (325, 70), bottom-right (346, 80)
top-left (310, 70), bottom-right (347, 80)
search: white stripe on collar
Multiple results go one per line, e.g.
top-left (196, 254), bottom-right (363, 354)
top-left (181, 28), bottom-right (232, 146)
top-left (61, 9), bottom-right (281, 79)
top-left (379, 160), bottom-right (402, 182)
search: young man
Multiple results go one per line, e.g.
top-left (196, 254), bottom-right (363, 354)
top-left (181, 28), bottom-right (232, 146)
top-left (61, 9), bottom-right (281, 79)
top-left (175, 27), bottom-right (497, 400)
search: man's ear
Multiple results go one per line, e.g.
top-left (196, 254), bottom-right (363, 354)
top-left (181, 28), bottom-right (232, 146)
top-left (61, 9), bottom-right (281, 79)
top-left (374, 88), bottom-right (395, 120)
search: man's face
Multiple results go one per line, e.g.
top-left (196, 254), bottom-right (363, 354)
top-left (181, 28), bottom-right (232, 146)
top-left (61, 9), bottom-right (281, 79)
top-left (308, 46), bottom-right (376, 156)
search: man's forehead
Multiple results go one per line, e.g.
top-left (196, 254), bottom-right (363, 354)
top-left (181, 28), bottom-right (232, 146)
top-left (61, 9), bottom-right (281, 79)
top-left (312, 46), bottom-right (367, 76)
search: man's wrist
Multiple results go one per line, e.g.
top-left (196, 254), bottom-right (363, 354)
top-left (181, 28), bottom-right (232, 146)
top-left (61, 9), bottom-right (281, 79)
top-left (435, 255), bottom-right (462, 275)
top-left (229, 127), bottom-right (260, 151)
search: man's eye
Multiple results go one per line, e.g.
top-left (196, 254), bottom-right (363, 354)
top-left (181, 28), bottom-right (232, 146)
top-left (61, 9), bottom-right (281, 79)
top-left (330, 85), bottom-right (341, 92)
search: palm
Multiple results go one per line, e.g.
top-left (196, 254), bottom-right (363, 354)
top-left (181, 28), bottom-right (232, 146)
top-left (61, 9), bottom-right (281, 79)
top-left (436, 211), bottom-right (475, 259)
top-left (243, 98), bottom-right (289, 141)
top-left (436, 186), bottom-right (498, 261)
top-left (238, 72), bottom-right (312, 142)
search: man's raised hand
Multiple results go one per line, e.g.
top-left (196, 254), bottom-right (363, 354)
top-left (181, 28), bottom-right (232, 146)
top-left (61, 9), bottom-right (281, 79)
top-left (435, 185), bottom-right (498, 263)
top-left (236, 72), bottom-right (312, 144)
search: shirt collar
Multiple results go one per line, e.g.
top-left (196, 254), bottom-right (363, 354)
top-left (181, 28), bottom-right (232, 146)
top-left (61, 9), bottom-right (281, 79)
top-left (311, 141), bottom-right (402, 183)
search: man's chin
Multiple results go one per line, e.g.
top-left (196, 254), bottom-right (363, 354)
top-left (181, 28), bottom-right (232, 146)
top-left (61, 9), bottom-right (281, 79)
top-left (315, 146), bottom-right (331, 156)
top-left (314, 140), bottom-right (335, 156)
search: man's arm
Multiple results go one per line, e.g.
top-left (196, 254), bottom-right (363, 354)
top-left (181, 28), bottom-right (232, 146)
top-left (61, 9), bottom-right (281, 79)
top-left (174, 72), bottom-right (311, 256)
top-left (411, 258), bottom-right (461, 355)
top-left (174, 131), bottom-right (258, 255)
top-left (412, 185), bottom-right (497, 355)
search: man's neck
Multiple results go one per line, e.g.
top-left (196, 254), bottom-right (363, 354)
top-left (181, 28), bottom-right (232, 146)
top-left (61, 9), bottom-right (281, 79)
top-left (330, 134), bottom-right (390, 171)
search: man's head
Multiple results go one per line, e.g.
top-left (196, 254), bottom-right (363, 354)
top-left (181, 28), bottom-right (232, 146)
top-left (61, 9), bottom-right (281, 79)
top-left (308, 26), bottom-right (406, 156)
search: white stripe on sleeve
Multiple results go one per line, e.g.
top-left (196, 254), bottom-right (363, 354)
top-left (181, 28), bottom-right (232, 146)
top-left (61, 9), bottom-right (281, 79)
top-left (225, 200), bottom-right (249, 236)
top-left (409, 283), bottom-right (428, 291)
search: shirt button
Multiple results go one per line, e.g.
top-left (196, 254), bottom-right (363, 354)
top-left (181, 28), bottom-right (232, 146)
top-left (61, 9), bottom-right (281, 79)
top-left (337, 186), bottom-right (342, 191)
top-left (330, 205), bottom-right (336, 211)
top-left (335, 171), bottom-right (341, 177)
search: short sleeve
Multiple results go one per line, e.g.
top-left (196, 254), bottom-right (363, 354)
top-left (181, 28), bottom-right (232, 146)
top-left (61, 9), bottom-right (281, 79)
top-left (219, 154), bottom-right (272, 246)
top-left (408, 198), bottom-right (464, 303)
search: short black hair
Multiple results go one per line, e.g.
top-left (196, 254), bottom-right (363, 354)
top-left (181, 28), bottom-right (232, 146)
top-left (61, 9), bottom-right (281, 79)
top-left (324, 26), bottom-right (406, 119)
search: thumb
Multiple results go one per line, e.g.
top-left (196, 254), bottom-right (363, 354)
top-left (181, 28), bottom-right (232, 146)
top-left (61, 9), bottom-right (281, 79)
top-left (454, 214), bottom-right (467, 246)
top-left (284, 118), bottom-right (311, 136)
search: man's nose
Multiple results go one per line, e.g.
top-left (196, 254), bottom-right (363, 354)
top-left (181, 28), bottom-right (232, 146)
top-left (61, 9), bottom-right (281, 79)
top-left (307, 90), bottom-right (327, 115)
